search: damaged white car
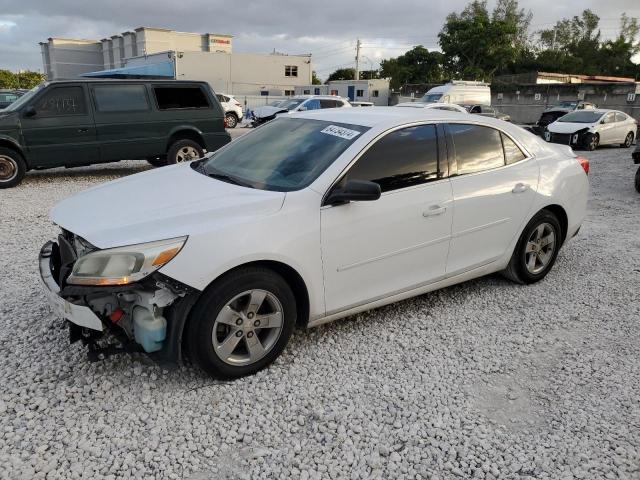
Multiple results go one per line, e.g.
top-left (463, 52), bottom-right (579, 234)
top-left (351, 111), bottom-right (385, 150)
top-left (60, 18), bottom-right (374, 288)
top-left (545, 109), bottom-right (637, 150)
top-left (40, 108), bottom-right (589, 379)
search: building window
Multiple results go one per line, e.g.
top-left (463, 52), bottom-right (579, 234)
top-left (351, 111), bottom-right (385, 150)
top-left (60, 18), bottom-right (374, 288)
top-left (314, 88), bottom-right (320, 95)
top-left (330, 90), bottom-right (339, 96)
top-left (284, 90), bottom-right (295, 96)
top-left (260, 91), bottom-right (269, 96)
top-left (356, 89), bottom-right (364, 97)
top-left (285, 65), bottom-right (298, 77)
top-left (372, 90), bottom-right (379, 97)
top-left (303, 89), bottom-right (311, 95)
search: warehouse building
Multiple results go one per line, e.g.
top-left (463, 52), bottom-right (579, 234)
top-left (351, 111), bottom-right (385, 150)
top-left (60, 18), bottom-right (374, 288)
top-left (39, 27), bottom-right (313, 96)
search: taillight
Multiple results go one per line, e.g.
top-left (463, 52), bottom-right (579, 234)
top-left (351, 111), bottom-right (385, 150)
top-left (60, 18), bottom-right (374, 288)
top-left (576, 156), bottom-right (589, 175)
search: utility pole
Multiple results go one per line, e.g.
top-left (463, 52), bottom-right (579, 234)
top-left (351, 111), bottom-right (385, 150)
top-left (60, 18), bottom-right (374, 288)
top-left (355, 38), bottom-right (361, 80)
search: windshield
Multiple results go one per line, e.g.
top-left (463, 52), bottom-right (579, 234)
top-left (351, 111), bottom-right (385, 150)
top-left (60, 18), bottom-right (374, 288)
top-left (198, 118), bottom-right (369, 192)
top-left (3, 83), bottom-right (45, 112)
top-left (557, 101), bottom-right (578, 108)
top-left (558, 111), bottom-right (603, 123)
top-left (276, 98), bottom-right (305, 111)
top-left (420, 93), bottom-right (443, 103)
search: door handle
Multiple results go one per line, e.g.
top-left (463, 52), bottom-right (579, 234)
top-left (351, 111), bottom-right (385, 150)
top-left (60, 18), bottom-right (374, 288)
top-left (512, 183), bottom-right (530, 194)
top-left (77, 128), bottom-right (89, 133)
top-left (423, 205), bottom-right (447, 217)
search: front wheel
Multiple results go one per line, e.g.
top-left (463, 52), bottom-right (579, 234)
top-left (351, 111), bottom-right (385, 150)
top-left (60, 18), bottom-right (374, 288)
top-left (585, 133), bottom-right (599, 151)
top-left (502, 210), bottom-right (562, 284)
top-left (621, 132), bottom-right (634, 148)
top-left (166, 139), bottom-right (204, 165)
top-left (0, 147), bottom-right (26, 189)
top-left (186, 267), bottom-right (296, 379)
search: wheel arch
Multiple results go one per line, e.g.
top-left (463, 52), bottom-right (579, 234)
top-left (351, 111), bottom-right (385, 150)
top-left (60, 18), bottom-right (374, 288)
top-left (0, 138), bottom-right (25, 158)
top-left (166, 127), bottom-right (206, 152)
top-left (540, 204), bottom-right (568, 245)
top-left (175, 259), bottom-right (311, 364)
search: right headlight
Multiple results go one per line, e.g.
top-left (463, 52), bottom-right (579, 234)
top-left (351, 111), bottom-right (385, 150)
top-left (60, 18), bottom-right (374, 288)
top-left (67, 236), bottom-right (187, 286)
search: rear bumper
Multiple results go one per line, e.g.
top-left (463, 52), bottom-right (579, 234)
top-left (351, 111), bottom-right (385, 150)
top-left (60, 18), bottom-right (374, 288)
top-left (39, 241), bottom-right (103, 331)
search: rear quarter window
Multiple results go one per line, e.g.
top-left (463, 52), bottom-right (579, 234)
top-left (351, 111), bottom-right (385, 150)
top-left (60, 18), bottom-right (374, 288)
top-left (153, 86), bottom-right (211, 110)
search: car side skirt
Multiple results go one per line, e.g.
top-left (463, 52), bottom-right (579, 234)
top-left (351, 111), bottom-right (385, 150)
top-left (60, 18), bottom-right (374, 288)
top-left (307, 259), bottom-right (505, 328)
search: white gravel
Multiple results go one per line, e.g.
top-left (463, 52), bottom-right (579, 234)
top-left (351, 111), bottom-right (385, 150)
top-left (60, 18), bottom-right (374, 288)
top-left (0, 144), bottom-right (639, 479)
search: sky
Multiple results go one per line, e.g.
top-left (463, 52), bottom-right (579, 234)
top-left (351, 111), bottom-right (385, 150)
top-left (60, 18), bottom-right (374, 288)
top-left (0, 0), bottom-right (639, 80)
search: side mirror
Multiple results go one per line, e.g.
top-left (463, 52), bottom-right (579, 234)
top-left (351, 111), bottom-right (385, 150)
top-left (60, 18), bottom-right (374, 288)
top-left (24, 106), bottom-right (36, 118)
top-left (325, 179), bottom-right (381, 206)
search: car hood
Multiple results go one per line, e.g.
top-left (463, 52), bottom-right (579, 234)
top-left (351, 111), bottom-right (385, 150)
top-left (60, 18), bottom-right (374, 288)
top-left (51, 163), bottom-right (286, 249)
top-left (547, 122), bottom-right (594, 134)
top-left (252, 105), bottom-right (288, 118)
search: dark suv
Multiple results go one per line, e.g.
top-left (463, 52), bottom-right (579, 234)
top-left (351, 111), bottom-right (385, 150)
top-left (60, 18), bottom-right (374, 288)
top-left (0, 79), bottom-right (230, 188)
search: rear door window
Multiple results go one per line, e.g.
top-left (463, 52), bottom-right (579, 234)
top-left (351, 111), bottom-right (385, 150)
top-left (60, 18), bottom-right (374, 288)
top-left (448, 124), bottom-right (505, 174)
top-left (153, 86), bottom-right (210, 110)
top-left (35, 86), bottom-right (87, 117)
top-left (303, 99), bottom-right (321, 110)
top-left (344, 124), bottom-right (439, 192)
top-left (615, 112), bottom-right (628, 122)
top-left (93, 85), bottom-right (149, 112)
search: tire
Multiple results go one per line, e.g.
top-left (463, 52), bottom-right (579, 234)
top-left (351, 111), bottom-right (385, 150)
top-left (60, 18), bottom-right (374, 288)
top-left (502, 210), bottom-right (562, 285)
top-left (0, 147), bottom-right (26, 189)
top-left (225, 113), bottom-right (238, 129)
top-left (585, 132), bottom-right (599, 151)
top-left (621, 132), bottom-right (634, 148)
top-left (635, 166), bottom-right (640, 194)
top-left (146, 156), bottom-right (167, 167)
top-left (166, 139), bottom-right (204, 165)
top-left (186, 267), bottom-right (296, 379)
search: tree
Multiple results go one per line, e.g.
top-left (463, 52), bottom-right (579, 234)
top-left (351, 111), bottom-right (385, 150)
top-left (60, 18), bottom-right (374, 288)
top-left (438, 0), bottom-right (523, 80)
top-left (311, 71), bottom-right (322, 85)
top-left (325, 68), bottom-right (355, 82)
top-left (379, 46), bottom-right (445, 89)
top-left (0, 69), bottom-right (45, 89)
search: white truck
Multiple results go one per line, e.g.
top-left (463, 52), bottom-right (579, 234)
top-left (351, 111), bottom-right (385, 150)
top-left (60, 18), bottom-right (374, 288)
top-left (420, 81), bottom-right (491, 106)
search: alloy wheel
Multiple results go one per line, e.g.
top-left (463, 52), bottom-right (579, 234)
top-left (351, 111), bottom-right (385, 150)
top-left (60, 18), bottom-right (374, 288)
top-left (625, 133), bottom-right (633, 148)
top-left (211, 289), bottom-right (284, 366)
top-left (525, 223), bottom-right (556, 274)
top-left (0, 155), bottom-right (18, 182)
top-left (175, 146), bottom-right (200, 163)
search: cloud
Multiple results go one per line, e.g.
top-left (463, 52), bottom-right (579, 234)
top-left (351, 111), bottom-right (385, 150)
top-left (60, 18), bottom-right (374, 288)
top-left (0, 0), bottom-right (638, 79)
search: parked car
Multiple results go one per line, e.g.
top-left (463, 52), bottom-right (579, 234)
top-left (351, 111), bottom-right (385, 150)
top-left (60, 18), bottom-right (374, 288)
top-left (536, 101), bottom-right (597, 132)
top-left (420, 81), bottom-right (490, 106)
top-left (395, 102), bottom-right (468, 113)
top-left (544, 109), bottom-right (637, 150)
top-left (0, 89), bottom-right (23, 109)
top-left (40, 108), bottom-right (589, 379)
top-left (0, 79), bottom-right (230, 188)
top-left (462, 104), bottom-right (511, 122)
top-left (216, 93), bottom-right (243, 128)
top-left (350, 101), bottom-right (374, 107)
top-left (633, 143), bottom-right (640, 193)
top-left (250, 95), bottom-right (351, 126)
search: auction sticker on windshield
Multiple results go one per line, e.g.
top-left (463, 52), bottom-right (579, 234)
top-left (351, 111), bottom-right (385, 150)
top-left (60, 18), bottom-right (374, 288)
top-left (321, 125), bottom-right (362, 140)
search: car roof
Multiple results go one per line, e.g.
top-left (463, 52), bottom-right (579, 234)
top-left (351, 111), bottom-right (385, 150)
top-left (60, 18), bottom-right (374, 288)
top-left (292, 95), bottom-right (347, 100)
top-left (45, 79), bottom-right (209, 85)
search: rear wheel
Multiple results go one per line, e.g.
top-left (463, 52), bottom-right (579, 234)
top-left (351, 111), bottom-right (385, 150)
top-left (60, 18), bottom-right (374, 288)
top-left (502, 210), bottom-right (562, 284)
top-left (621, 132), bottom-right (634, 148)
top-left (186, 267), bottom-right (296, 379)
top-left (166, 139), bottom-right (204, 165)
top-left (586, 132), bottom-right (599, 151)
top-left (225, 113), bottom-right (238, 129)
top-left (0, 147), bottom-right (26, 189)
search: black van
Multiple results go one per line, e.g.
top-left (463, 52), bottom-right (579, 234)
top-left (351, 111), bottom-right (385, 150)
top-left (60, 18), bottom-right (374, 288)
top-left (0, 79), bottom-right (231, 188)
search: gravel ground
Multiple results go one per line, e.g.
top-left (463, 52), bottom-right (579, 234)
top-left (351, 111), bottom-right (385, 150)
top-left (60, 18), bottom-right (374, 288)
top-left (0, 144), bottom-right (639, 480)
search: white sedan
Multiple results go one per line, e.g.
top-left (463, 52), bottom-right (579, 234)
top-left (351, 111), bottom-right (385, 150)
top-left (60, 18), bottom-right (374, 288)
top-left (40, 108), bottom-right (589, 379)
top-left (545, 109), bottom-right (637, 150)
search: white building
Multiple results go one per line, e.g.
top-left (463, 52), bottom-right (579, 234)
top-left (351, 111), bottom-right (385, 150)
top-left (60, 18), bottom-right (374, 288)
top-left (40, 27), bottom-right (313, 96)
top-left (294, 79), bottom-right (390, 106)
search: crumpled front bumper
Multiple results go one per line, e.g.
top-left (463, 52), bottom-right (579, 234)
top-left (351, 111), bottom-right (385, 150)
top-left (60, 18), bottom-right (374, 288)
top-left (39, 241), bottom-right (103, 332)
